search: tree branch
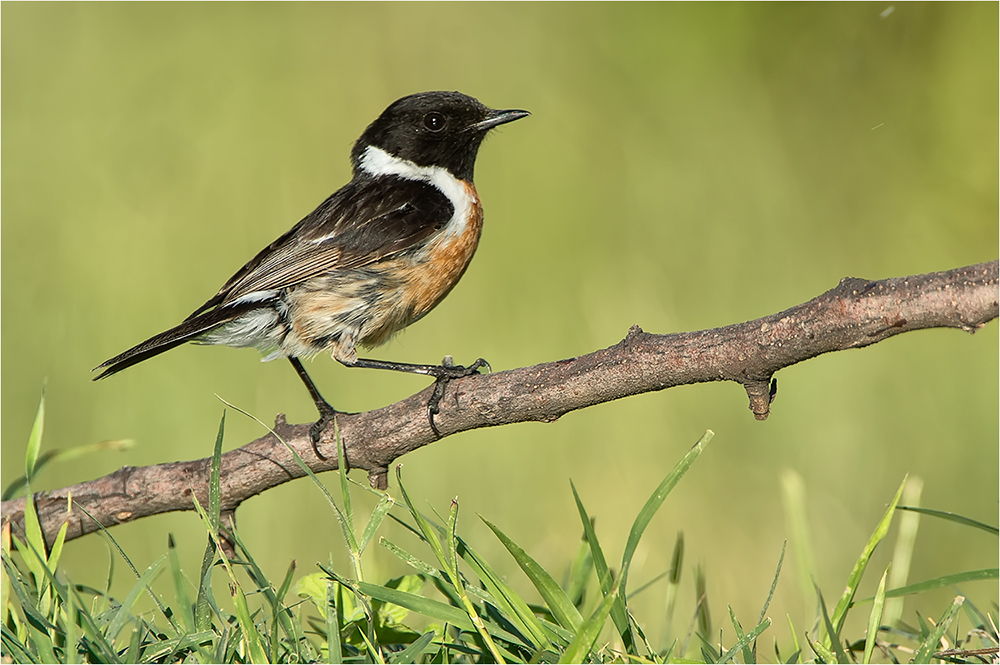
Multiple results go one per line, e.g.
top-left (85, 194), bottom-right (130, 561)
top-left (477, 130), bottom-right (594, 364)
top-left (3, 260), bottom-right (997, 548)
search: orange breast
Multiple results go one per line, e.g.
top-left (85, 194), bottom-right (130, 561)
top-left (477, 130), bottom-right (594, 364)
top-left (400, 181), bottom-right (484, 320)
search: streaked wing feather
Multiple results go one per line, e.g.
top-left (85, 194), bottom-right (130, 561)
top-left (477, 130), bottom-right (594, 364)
top-left (187, 176), bottom-right (453, 315)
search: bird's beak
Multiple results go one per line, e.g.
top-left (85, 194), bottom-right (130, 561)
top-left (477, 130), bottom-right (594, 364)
top-left (471, 108), bottom-right (531, 132)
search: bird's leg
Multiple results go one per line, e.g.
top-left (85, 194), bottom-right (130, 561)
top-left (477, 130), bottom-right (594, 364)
top-left (343, 355), bottom-right (490, 437)
top-left (288, 357), bottom-right (339, 460)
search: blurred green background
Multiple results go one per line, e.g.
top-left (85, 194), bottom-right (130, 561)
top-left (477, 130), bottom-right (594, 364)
top-left (3, 2), bottom-right (996, 649)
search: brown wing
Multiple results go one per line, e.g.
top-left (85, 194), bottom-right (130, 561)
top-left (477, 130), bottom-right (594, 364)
top-left (186, 176), bottom-right (453, 319)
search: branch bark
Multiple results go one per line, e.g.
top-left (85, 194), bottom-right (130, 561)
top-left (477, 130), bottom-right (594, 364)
top-left (4, 260), bottom-right (997, 548)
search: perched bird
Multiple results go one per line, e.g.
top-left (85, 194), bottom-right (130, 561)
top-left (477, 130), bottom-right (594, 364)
top-left (94, 91), bottom-right (529, 452)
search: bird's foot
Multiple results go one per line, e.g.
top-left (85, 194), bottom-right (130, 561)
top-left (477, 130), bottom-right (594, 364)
top-left (426, 356), bottom-right (490, 438)
top-left (309, 401), bottom-right (341, 461)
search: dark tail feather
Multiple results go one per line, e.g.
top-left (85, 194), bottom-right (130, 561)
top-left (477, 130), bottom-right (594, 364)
top-left (92, 303), bottom-right (256, 380)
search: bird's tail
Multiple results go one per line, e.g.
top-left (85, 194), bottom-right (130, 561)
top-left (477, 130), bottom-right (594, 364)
top-left (92, 303), bottom-right (258, 380)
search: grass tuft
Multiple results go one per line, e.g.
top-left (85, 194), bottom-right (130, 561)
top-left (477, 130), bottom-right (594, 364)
top-left (2, 407), bottom-right (995, 664)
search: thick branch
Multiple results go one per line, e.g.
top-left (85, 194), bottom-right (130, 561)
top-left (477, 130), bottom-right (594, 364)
top-left (3, 260), bottom-right (997, 548)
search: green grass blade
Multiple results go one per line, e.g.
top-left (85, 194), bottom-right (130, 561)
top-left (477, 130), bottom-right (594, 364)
top-left (569, 485), bottom-right (610, 591)
top-left (782, 648), bottom-right (801, 664)
top-left (24, 390), bottom-right (45, 483)
top-left (816, 585), bottom-right (849, 665)
top-left (334, 419), bottom-right (356, 542)
top-left (125, 620), bottom-right (143, 664)
top-left (76, 502), bottom-right (176, 633)
top-left (167, 536), bottom-right (195, 633)
top-left (564, 532), bottom-right (593, 608)
top-left (716, 617), bottom-right (771, 664)
top-left (558, 577), bottom-right (622, 664)
top-left (388, 630), bottom-right (435, 664)
top-left (96, 533), bottom-right (114, 617)
top-left (209, 413), bottom-right (224, 526)
top-left (106, 554), bottom-right (167, 643)
top-left (627, 570), bottom-right (669, 601)
top-left (275, 558), bottom-right (298, 606)
top-left (228, 526), bottom-right (299, 649)
top-left (63, 574), bottom-right (78, 665)
top-left (353, 623), bottom-right (387, 665)
top-left (863, 564), bottom-right (889, 664)
top-left (913, 596), bottom-right (964, 664)
top-left (360, 494), bottom-right (394, 554)
top-left (621, 430), bottom-right (712, 587)
top-left (664, 530), bottom-right (684, 637)
top-left (630, 608), bottom-right (659, 661)
top-left (194, 537), bottom-right (217, 635)
top-left (785, 614), bottom-right (800, 664)
top-left (3, 452), bottom-right (54, 502)
top-left (379, 538), bottom-right (443, 580)
top-left (2, 552), bottom-right (56, 631)
top-left (957, 594), bottom-right (992, 637)
top-left (662, 638), bottom-right (677, 663)
top-left (4, 441), bottom-right (135, 502)
top-left (297, 571), bottom-right (335, 620)
top-left (446, 498), bottom-right (460, 578)
top-left (358, 581), bottom-right (475, 631)
top-left (884, 479), bottom-right (922, 628)
top-left (748, 540), bottom-right (785, 662)
top-left (18, 499), bottom-right (48, 597)
top-left (217, 396), bottom-right (362, 561)
top-left (135, 630), bottom-right (216, 663)
top-left (26, 622), bottom-right (58, 665)
top-left (392, 485), bottom-right (502, 657)
top-left (896, 505), bottom-right (998, 535)
top-left (394, 468), bottom-right (450, 580)
top-left (1, 524), bottom-right (10, 629)
top-left (915, 610), bottom-right (931, 637)
top-left (434, 500), bottom-right (504, 663)
top-left (695, 563), bottom-right (711, 639)
top-left (66, 579), bottom-right (120, 663)
top-left (233, 585), bottom-right (268, 664)
top-left (9, 530), bottom-right (115, 662)
top-left (331, 419), bottom-right (365, 583)
top-left (481, 516), bottom-right (583, 632)
top-left (621, 429), bottom-right (713, 656)
top-left (362, 568), bottom-right (505, 660)
top-left (19, 477), bottom-right (49, 600)
top-left (326, 579), bottom-right (343, 664)
top-left (365, 557), bottom-right (495, 638)
top-left (759, 541), bottom-right (785, 625)
top-left (853, 568), bottom-right (998, 604)
top-left (49, 439), bottom-right (134, 464)
top-left (728, 605), bottom-right (753, 664)
top-left (570, 482), bottom-right (632, 650)
top-left (780, 470), bottom-right (816, 604)
top-left (806, 632), bottom-right (836, 662)
top-left (195, 490), bottom-right (270, 665)
top-left (20, 490), bottom-right (69, 601)
top-left (828, 475), bottom-right (907, 640)
top-left (45, 503), bottom-right (70, 578)
top-left (1, 624), bottom-right (35, 664)
top-left (195, 413), bottom-right (227, 634)
top-left (269, 560), bottom-right (297, 664)
top-left (456, 537), bottom-right (552, 650)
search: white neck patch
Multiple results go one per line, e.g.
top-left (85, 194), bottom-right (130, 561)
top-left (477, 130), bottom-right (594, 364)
top-left (359, 146), bottom-right (472, 238)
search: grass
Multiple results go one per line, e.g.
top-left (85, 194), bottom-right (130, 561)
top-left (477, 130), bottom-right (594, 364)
top-left (2, 395), bottom-right (997, 663)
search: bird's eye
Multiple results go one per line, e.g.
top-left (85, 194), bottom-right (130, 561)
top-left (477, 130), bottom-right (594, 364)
top-left (423, 112), bottom-right (447, 132)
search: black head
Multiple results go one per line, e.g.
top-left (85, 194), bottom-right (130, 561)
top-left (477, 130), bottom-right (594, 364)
top-left (351, 91), bottom-right (529, 181)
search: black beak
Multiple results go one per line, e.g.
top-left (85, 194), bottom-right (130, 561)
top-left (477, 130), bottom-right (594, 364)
top-left (471, 108), bottom-right (531, 132)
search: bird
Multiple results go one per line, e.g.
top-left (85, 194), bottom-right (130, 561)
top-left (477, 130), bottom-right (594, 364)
top-left (94, 91), bottom-right (529, 454)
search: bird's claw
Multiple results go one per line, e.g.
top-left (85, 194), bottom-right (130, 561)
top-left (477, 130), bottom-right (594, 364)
top-left (426, 357), bottom-right (490, 437)
top-left (309, 402), bottom-right (339, 460)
